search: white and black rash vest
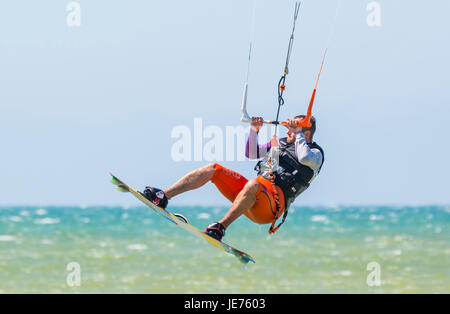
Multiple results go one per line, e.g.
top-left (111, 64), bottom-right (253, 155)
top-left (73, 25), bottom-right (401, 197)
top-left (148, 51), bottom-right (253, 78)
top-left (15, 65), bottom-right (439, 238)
top-left (255, 135), bottom-right (324, 209)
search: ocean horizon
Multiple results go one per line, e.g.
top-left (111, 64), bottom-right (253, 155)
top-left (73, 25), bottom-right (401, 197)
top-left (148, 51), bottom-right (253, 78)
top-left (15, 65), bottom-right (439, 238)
top-left (0, 204), bottom-right (449, 293)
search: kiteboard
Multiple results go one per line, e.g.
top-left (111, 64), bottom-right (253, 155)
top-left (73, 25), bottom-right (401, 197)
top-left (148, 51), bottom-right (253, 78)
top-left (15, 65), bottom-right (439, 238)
top-left (110, 173), bottom-right (255, 264)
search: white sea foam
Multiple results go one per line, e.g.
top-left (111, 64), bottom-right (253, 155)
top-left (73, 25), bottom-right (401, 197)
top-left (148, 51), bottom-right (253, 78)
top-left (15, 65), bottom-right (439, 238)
top-left (34, 218), bottom-right (60, 225)
top-left (35, 209), bottom-right (47, 216)
top-left (338, 270), bottom-right (352, 276)
top-left (0, 235), bottom-right (16, 242)
top-left (88, 249), bottom-right (105, 258)
top-left (324, 203), bottom-right (342, 211)
top-left (310, 215), bottom-right (330, 224)
top-left (8, 216), bottom-right (23, 222)
top-left (369, 214), bottom-right (385, 221)
top-left (394, 235), bottom-right (405, 242)
top-left (127, 244), bottom-right (147, 251)
top-left (197, 213), bottom-right (211, 220)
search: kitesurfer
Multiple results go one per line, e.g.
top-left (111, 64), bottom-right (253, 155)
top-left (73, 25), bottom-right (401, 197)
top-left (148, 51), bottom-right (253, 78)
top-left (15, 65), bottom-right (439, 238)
top-left (140, 115), bottom-right (324, 241)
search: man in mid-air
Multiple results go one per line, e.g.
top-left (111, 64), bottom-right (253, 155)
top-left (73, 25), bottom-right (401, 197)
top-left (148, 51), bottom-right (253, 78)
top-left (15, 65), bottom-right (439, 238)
top-left (140, 115), bottom-right (324, 241)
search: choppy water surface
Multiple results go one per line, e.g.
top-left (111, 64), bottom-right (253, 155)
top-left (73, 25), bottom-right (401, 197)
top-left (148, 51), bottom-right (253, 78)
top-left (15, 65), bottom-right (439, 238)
top-left (0, 205), bottom-right (448, 293)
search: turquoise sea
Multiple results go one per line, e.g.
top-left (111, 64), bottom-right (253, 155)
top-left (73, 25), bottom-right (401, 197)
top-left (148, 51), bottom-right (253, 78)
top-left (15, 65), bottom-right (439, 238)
top-left (0, 205), bottom-right (448, 293)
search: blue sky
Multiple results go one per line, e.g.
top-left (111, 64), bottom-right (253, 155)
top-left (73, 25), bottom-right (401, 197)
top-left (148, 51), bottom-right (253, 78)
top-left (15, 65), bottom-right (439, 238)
top-left (0, 0), bottom-right (449, 206)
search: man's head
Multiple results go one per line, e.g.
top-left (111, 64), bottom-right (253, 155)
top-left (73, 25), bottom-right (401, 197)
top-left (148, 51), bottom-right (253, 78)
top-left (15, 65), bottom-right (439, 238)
top-left (294, 115), bottom-right (316, 135)
top-left (286, 115), bottom-right (316, 143)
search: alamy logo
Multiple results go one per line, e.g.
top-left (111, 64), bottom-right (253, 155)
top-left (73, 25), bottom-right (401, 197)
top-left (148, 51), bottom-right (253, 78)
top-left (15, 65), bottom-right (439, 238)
top-left (171, 118), bottom-right (275, 163)
top-left (66, 262), bottom-right (81, 287)
top-left (66, 2), bottom-right (81, 27)
top-left (367, 2), bottom-right (382, 27)
top-left (366, 261), bottom-right (382, 287)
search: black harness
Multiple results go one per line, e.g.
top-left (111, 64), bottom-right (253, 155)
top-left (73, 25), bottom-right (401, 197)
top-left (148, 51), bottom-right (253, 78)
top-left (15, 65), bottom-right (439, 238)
top-left (255, 137), bottom-right (324, 229)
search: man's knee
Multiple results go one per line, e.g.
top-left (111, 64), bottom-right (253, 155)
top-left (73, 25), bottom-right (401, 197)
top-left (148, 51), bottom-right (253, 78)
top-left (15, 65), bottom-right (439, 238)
top-left (203, 163), bottom-right (217, 178)
top-left (243, 179), bottom-right (260, 195)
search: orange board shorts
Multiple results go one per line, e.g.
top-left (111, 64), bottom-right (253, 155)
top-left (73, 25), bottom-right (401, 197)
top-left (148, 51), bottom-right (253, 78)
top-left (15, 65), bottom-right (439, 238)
top-left (210, 163), bottom-right (286, 225)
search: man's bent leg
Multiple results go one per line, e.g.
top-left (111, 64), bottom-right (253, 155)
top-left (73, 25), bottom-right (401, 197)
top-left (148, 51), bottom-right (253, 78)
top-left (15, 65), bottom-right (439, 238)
top-left (163, 163), bottom-right (217, 199)
top-left (218, 179), bottom-right (259, 228)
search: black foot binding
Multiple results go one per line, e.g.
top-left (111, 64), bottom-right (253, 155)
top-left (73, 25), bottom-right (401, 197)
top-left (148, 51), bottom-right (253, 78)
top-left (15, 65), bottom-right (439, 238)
top-left (139, 186), bottom-right (168, 209)
top-left (205, 222), bottom-right (226, 241)
top-left (174, 213), bottom-right (189, 224)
